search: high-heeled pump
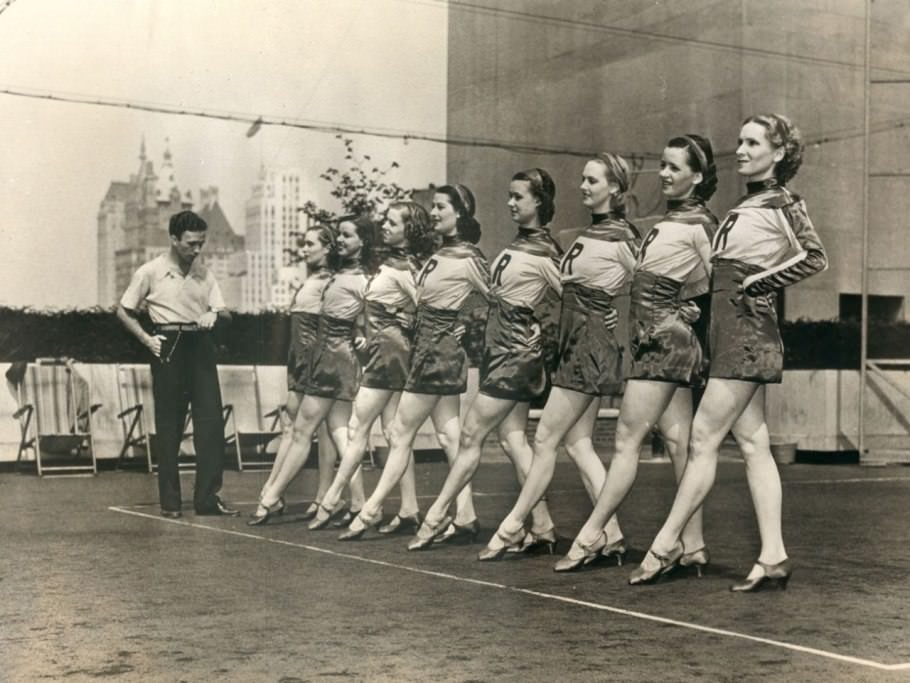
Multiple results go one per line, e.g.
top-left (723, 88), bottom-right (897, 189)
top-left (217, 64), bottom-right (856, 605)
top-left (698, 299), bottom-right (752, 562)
top-left (601, 537), bottom-right (629, 567)
top-left (247, 498), bottom-right (285, 527)
top-left (434, 518), bottom-right (481, 545)
top-left (679, 547), bottom-right (710, 578)
top-left (306, 499), bottom-right (346, 531)
top-left (379, 512), bottom-right (422, 535)
top-left (300, 501), bottom-right (320, 521)
top-left (407, 515), bottom-right (454, 551)
top-left (337, 508), bottom-right (383, 541)
top-left (628, 542), bottom-right (684, 585)
top-left (553, 532), bottom-right (606, 572)
top-left (730, 558), bottom-right (792, 592)
top-left (477, 525), bottom-right (527, 562)
top-left (508, 527), bottom-right (558, 555)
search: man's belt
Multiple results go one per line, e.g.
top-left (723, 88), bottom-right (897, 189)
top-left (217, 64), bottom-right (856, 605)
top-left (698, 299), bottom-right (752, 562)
top-left (155, 323), bottom-right (200, 332)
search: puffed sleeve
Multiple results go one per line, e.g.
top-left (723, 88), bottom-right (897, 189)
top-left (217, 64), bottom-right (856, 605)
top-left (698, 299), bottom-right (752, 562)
top-left (398, 267), bottom-right (419, 306)
top-left (681, 222), bottom-right (715, 300)
top-left (743, 198), bottom-right (828, 296)
top-left (540, 254), bottom-right (563, 297)
top-left (617, 240), bottom-right (638, 274)
top-left (465, 252), bottom-right (491, 300)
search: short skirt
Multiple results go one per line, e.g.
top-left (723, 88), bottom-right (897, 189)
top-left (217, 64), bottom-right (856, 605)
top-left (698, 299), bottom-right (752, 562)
top-left (479, 298), bottom-right (547, 402)
top-left (551, 283), bottom-right (623, 396)
top-left (628, 271), bottom-right (705, 385)
top-left (708, 258), bottom-right (783, 384)
top-left (303, 315), bottom-right (360, 401)
top-left (404, 305), bottom-right (466, 396)
top-left (286, 311), bottom-right (320, 392)
top-left (360, 301), bottom-right (412, 392)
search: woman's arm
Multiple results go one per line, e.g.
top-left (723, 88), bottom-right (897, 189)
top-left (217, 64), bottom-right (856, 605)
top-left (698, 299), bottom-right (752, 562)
top-left (743, 199), bottom-right (827, 296)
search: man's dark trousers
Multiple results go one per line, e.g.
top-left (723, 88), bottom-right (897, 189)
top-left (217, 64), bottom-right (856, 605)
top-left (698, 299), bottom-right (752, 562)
top-left (150, 330), bottom-right (224, 513)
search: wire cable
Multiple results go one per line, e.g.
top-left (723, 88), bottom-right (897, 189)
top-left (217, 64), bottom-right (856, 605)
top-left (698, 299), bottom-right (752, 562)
top-left (0, 85), bottom-right (661, 160)
top-left (399, 0), bottom-right (910, 77)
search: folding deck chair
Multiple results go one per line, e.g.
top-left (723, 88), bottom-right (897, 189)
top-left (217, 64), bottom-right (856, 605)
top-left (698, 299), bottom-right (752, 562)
top-left (115, 363), bottom-right (196, 472)
top-left (218, 365), bottom-right (284, 471)
top-left (12, 358), bottom-right (101, 476)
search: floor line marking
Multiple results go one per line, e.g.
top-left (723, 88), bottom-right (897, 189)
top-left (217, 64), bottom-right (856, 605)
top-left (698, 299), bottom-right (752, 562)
top-left (785, 476), bottom-right (910, 485)
top-left (108, 505), bottom-right (910, 672)
top-left (123, 475), bottom-right (910, 511)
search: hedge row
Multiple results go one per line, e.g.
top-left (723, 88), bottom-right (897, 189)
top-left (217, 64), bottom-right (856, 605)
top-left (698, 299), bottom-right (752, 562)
top-left (1, 306), bottom-right (908, 369)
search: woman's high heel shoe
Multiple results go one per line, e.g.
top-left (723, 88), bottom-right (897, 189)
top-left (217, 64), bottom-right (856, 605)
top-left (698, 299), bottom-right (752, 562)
top-left (407, 515), bottom-right (454, 551)
top-left (306, 499), bottom-right (346, 531)
top-left (477, 524), bottom-right (527, 562)
top-left (679, 547), bottom-right (710, 578)
top-left (337, 508), bottom-right (383, 541)
top-left (628, 543), bottom-right (684, 585)
top-left (553, 532), bottom-right (606, 572)
top-left (509, 527), bottom-right (558, 555)
top-left (247, 499), bottom-right (284, 527)
top-left (379, 512), bottom-right (422, 535)
top-left (300, 501), bottom-right (320, 521)
top-left (601, 537), bottom-right (629, 567)
top-left (730, 559), bottom-right (792, 592)
top-left (434, 518), bottom-right (481, 545)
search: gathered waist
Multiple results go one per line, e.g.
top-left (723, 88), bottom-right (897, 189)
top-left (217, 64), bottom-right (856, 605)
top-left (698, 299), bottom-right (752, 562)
top-left (317, 314), bottom-right (356, 337)
top-left (561, 282), bottom-right (614, 314)
top-left (711, 257), bottom-right (763, 292)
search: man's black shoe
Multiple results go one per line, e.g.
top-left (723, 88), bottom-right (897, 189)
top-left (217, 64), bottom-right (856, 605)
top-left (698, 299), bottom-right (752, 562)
top-left (196, 496), bottom-right (239, 517)
top-left (161, 510), bottom-right (183, 519)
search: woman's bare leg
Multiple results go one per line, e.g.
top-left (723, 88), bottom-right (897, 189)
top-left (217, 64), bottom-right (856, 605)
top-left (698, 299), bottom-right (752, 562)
top-left (259, 395), bottom-right (334, 508)
top-left (429, 395), bottom-right (475, 526)
top-left (571, 380), bottom-right (677, 546)
top-left (648, 379), bottom-right (759, 555)
top-left (319, 387), bottom-right (391, 511)
top-left (422, 393), bottom-right (515, 526)
top-left (497, 402), bottom-right (556, 535)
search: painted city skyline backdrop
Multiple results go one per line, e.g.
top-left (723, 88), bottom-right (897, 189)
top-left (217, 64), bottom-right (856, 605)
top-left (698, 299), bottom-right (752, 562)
top-left (0, 0), bottom-right (448, 309)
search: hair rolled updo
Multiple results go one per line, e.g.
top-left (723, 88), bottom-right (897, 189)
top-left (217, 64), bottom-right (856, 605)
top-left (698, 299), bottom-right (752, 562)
top-left (512, 167), bottom-right (556, 225)
top-left (743, 113), bottom-right (804, 184)
top-left (436, 183), bottom-right (481, 244)
top-left (336, 214), bottom-right (380, 273)
top-left (666, 133), bottom-right (717, 201)
top-left (301, 223), bottom-right (340, 270)
top-left (389, 200), bottom-right (435, 265)
top-left (591, 152), bottom-right (631, 216)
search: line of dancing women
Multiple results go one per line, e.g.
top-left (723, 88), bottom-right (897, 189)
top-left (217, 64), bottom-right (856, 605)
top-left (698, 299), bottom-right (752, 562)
top-left (247, 112), bottom-right (827, 592)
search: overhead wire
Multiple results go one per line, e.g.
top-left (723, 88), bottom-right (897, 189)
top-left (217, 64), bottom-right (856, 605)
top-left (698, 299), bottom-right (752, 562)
top-left (398, 0), bottom-right (910, 77)
top-left (0, 85), bottom-right (661, 160)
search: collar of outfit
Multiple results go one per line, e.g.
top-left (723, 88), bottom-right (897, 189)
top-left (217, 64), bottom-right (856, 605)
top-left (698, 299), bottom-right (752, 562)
top-left (590, 211), bottom-right (625, 224)
top-left (666, 196), bottom-right (705, 212)
top-left (746, 177), bottom-right (781, 195)
top-left (517, 225), bottom-right (551, 238)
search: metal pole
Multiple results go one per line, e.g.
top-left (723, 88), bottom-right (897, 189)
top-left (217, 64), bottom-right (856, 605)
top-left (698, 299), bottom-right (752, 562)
top-left (859, 0), bottom-right (871, 459)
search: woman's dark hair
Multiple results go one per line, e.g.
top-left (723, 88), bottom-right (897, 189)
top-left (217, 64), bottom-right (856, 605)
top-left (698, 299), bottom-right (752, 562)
top-left (742, 113), bottom-right (804, 184)
top-left (512, 167), bottom-right (556, 224)
top-left (390, 201), bottom-right (435, 265)
top-left (590, 153), bottom-right (631, 216)
top-left (436, 184), bottom-right (481, 244)
top-left (336, 214), bottom-right (380, 273)
top-left (666, 134), bottom-right (718, 201)
top-left (302, 224), bottom-right (340, 271)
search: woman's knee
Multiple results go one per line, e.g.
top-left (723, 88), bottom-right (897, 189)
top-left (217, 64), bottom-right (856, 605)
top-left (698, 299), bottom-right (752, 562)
top-left (437, 429), bottom-right (457, 452)
top-left (459, 419), bottom-right (485, 450)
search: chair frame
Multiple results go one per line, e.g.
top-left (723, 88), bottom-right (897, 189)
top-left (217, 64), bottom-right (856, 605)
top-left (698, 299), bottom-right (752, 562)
top-left (14, 359), bottom-right (100, 477)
